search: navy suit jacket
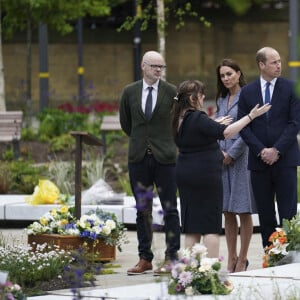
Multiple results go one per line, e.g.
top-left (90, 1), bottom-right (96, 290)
top-left (237, 77), bottom-right (300, 170)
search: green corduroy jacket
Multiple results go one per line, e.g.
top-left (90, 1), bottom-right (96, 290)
top-left (119, 79), bottom-right (177, 164)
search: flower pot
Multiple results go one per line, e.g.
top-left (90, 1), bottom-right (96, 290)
top-left (28, 234), bottom-right (116, 262)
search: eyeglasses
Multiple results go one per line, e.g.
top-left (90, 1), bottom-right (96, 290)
top-left (144, 61), bottom-right (167, 70)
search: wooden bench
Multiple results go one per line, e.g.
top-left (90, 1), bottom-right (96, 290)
top-left (100, 115), bottom-right (122, 155)
top-left (0, 111), bottom-right (23, 159)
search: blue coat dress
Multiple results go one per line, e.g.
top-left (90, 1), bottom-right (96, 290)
top-left (215, 92), bottom-right (256, 214)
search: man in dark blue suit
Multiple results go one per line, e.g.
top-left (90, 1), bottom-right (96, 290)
top-left (238, 47), bottom-right (300, 249)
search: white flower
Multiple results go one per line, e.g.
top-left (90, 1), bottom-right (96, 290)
top-left (201, 257), bottom-right (218, 267)
top-left (199, 264), bottom-right (211, 272)
top-left (191, 243), bottom-right (207, 258)
top-left (105, 219), bottom-right (116, 230)
top-left (178, 248), bottom-right (191, 260)
top-left (102, 226), bottom-right (112, 235)
top-left (13, 284), bottom-right (21, 291)
top-left (185, 286), bottom-right (194, 296)
top-left (65, 228), bottom-right (80, 235)
top-left (269, 242), bottom-right (289, 255)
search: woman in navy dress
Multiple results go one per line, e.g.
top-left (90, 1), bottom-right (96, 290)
top-left (215, 59), bottom-right (256, 272)
top-left (171, 80), bottom-right (270, 258)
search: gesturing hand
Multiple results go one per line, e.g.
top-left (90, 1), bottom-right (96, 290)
top-left (248, 103), bottom-right (271, 120)
top-left (215, 115), bottom-right (233, 125)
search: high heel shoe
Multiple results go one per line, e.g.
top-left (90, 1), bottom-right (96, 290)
top-left (234, 258), bottom-right (249, 272)
top-left (228, 257), bottom-right (238, 273)
top-left (245, 259), bottom-right (249, 271)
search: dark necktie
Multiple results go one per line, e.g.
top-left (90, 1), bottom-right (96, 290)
top-left (265, 82), bottom-right (271, 104)
top-left (265, 82), bottom-right (271, 117)
top-left (145, 86), bottom-right (153, 120)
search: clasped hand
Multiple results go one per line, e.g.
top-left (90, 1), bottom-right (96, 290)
top-left (260, 147), bottom-right (280, 165)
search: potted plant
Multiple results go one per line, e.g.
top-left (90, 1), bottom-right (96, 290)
top-left (25, 205), bottom-right (127, 262)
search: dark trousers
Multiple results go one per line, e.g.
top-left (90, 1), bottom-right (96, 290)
top-left (251, 166), bottom-right (298, 248)
top-left (128, 153), bottom-right (181, 262)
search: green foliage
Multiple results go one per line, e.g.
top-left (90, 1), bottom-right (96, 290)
top-left (1, 147), bottom-right (14, 161)
top-left (118, 173), bottom-right (133, 196)
top-left (0, 162), bottom-right (12, 194)
top-left (83, 156), bottom-right (107, 187)
top-left (48, 160), bottom-right (75, 195)
top-left (118, 0), bottom-right (211, 32)
top-left (49, 134), bottom-right (74, 152)
top-left (283, 212), bottom-right (300, 252)
top-left (0, 236), bottom-right (73, 293)
top-left (37, 108), bottom-right (88, 140)
top-left (21, 127), bottom-right (37, 141)
top-left (36, 108), bottom-right (103, 142)
top-left (2, 0), bottom-right (112, 37)
top-left (225, 0), bottom-right (264, 15)
top-left (9, 159), bottom-right (48, 194)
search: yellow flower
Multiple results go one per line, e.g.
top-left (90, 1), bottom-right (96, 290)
top-left (60, 219), bottom-right (68, 226)
top-left (40, 217), bottom-right (48, 225)
top-left (50, 209), bottom-right (57, 216)
top-left (60, 206), bottom-right (68, 214)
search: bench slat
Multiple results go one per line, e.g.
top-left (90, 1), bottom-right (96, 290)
top-left (100, 115), bottom-right (121, 131)
top-left (0, 112), bottom-right (23, 119)
top-left (101, 123), bottom-right (122, 131)
top-left (0, 111), bottom-right (23, 149)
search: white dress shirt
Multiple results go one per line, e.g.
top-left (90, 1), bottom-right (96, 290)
top-left (260, 77), bottom-right (277, 104)
top-left (142, 80), bottom-right (159, 113)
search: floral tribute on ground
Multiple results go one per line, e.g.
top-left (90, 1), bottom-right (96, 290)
top-left (0, 280), bottom-right (26, 300)
top-left (25, 205), bottom-right (127, 251)
top-left (263, 212), bottom-right (300, 268)
top-left (168, 244), bottom-right (233, 296)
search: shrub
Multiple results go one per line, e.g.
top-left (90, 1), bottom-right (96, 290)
top-left (0, 162), bottom-right (12, 194)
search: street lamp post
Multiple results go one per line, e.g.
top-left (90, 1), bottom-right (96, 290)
top-left (77, 18), bottom-right (84, 104)
top-left (288, 0), bottom-right (299, 81)
top-left (39, 23), bottom-right (49, 111)
top-left (133, 1), bottom-right (142, 81)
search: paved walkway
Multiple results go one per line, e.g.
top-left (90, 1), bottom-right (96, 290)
top-left (0, 227), bottom-right (265, 290)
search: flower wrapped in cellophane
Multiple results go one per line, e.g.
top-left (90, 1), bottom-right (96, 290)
top-left (168, 243), bottom-right (233, 296)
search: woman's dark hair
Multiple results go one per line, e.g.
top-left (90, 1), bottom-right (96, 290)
top-left (215, 58), bottom-right (246, 112)
top-left (171, 80), bottom-right (205, 138)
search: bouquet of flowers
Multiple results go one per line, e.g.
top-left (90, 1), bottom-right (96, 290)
top-left (263, 212), bottom-right (300, 268)
top-left (262, 228), bottom-right (288, 268)
top-left (0, 281), bottom-right (26, 300)
top-left (25, 205), bottom-right (127, 251)
top-left (25, 179), bottom-right (69, 205)
top-left (168, 244), bottom-right (233, 296)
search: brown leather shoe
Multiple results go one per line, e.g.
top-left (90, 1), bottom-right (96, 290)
top-left (153, 260), bottom-right (173, 276)
top-left (127, 258), bottom-right (153, 275)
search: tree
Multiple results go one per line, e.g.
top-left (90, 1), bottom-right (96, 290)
top-left (118, 0), bottom-right (264, 80)
top-left (0, 0), bottom-right (113, 113)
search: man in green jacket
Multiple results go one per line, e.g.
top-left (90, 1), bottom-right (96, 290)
top-left (119, 50), bottom-right (180, 276)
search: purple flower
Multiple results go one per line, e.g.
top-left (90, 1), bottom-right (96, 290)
top-left (178, 271), bottom-right (193, 287)
top-left (175, 283), bottom-right (183, 292)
